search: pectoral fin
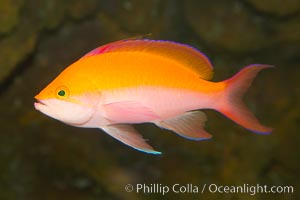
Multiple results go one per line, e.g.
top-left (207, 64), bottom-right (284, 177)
top-left (101, 124), bottom-right (161, 154)
top-left (103, 101), bottom-right (160, 123)
top-left (155, 111), bottom-right (212, 140)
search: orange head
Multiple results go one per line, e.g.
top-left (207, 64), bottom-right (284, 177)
top-left (34, 66), bottom-right (99, 126)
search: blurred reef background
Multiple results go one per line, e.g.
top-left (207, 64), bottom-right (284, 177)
top-left (0, 0), bottom-right (299, 199)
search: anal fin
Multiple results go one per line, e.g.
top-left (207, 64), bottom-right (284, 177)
top-left (155, 111), bottom-right (212, 140)
top-left (101, 124), bottom-right (161, 154)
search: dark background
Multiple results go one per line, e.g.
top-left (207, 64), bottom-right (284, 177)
top-left (0, 0), bottom-right (299, 199)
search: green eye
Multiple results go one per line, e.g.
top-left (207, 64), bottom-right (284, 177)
top-left (56, 86), bottom-right (69, 99)
top-left (58, 90), bottom-right (65, 96)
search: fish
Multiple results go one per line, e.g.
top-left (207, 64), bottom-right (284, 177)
top-left (34, 39), bottom-right (272, 154)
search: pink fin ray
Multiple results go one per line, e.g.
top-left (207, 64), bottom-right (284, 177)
top-left (218, 64), bottom-right (273, 134)
top-left (81, 39), bottom-right (214, 80)
top-left (81, 40), bottom-right (124, 58)
top-left (155, 111), bottom-right (212, 140)
top-left (101, 124), bottom-right (161, 154)
top-left (103, 101), bottom-right (160, 124)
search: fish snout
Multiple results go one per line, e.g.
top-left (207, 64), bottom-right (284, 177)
top-left (34, 95), bottom-right (47, 110)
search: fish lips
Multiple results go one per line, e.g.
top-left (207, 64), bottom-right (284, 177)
top-left (34, 98), bottom-right (47, 110)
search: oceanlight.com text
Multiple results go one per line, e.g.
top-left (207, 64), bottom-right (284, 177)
top-left (124, 183), bottom-right (294, 196)
top-left (207, 183), bottom-right (293, 195)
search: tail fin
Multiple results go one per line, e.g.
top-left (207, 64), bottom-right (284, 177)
top-left (217, 64), bottom-right (273, 134)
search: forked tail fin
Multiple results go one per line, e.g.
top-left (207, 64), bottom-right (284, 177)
top-left (217, 64), bottom-right (273, 134)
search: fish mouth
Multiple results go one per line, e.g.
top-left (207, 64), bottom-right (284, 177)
top-left (34, 98), bottom-right (47, 110)
top-left (36, 99), bottom-right (45, 105)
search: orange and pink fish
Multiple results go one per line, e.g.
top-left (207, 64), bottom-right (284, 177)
top-left (34, 39), bottom-right (272, 154)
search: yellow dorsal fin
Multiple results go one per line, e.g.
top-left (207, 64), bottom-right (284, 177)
top-left (81, 39), bottom-right (214, 80)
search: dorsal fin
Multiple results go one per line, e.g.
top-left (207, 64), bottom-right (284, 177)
top-left (81, 39), bottom-right (214, 80)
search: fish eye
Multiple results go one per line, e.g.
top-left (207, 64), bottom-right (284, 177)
top-left (58, 90), bottom-right (65, 97)
top-left (56, 86), bottom-right (69, 99)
